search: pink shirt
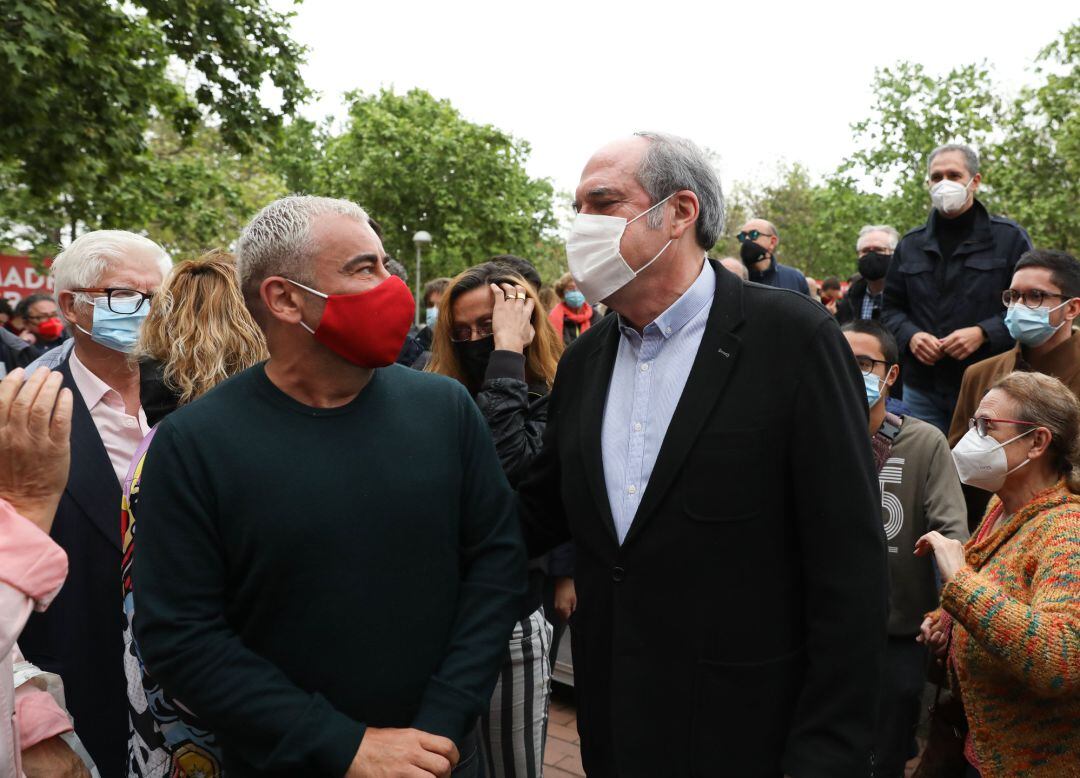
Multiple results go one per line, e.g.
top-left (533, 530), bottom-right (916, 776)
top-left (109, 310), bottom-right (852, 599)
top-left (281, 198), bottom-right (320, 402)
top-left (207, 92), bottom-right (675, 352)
top-left (69, 351), bottom-right (150, 485)
top-left (0, 498), bottom-right (70, 778)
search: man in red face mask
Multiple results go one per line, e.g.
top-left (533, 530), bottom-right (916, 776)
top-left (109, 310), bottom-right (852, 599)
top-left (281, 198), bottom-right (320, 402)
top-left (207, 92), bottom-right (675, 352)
top-left (15, 294), bottom-right (68, 358)
top-left (132, 195), bottom-right (527, 778)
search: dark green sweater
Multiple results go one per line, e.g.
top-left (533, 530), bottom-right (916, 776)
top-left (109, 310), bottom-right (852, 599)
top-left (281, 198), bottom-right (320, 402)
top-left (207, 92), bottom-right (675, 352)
top-left (133, 363), bottom-right (527, 776)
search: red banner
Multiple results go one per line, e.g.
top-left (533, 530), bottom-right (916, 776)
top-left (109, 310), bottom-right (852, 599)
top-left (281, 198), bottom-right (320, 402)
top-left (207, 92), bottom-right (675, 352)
top-left (0, 255), bottom-right (54, 306)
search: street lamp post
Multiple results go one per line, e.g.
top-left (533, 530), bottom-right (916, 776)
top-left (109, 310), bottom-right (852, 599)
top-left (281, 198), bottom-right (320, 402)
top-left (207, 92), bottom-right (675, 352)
top-left (412, 230), bottom-right (432, 327)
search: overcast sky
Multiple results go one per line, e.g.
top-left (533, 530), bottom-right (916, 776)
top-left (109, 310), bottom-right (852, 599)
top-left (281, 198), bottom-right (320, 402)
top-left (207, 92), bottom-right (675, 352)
top-left (275, 0), bottom-right (1076, 199)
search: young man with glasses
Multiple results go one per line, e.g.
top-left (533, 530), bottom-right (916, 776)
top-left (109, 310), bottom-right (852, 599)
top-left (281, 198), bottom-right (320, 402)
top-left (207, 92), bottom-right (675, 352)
top-left (947, 249), bottom-right (1080, 529)
top-left (735, 217), bottom-right (809, 294)
top-left (841, 318), bottom-right (968, 778)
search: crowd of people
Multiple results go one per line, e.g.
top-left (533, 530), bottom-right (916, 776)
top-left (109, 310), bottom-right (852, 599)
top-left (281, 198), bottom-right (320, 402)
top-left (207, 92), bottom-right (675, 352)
top-left (1, 132), bottom-right (1078, 778)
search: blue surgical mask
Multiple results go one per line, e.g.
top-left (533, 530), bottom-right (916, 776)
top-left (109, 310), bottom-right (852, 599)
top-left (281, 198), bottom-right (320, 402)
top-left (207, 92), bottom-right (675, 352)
top-left (76, 297), bottom-right (149, 353)
top-left (564, 290), bottom-right (586, 309)
top-left (1004, 299), bottom-right (1071, 347)
top-left (863, 372), bottom-right (883, 407)
top-left (425, 306), bottom-right (439, 329)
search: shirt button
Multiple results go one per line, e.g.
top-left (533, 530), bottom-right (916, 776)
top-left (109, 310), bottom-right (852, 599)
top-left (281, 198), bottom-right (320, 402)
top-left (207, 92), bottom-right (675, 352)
top-left (124, 418), bottom-right (135, 427)
top-left (612, 565), bottom-right (626, 583)
top-left (665, 327), bottom-right (672, 335)
top-left (640, 363), bottom-right (650, 372)
top-left (627, 485), bottom-right (637, 495)
top-left (633, 422), bottom-right (642, 432)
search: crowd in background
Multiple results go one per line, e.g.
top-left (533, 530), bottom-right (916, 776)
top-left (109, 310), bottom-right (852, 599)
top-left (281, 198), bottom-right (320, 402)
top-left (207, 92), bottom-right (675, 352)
top-left (1, 133), bottom-right (1078, 778)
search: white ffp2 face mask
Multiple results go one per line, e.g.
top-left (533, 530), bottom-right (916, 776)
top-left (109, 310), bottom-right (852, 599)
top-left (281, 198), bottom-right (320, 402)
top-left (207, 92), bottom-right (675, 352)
top-left (951, 426), bottom-right (1035, 492)
top-left (565, 193), bottom-right (676, 304)
top-left (930, 177), bottom-right (975, 215)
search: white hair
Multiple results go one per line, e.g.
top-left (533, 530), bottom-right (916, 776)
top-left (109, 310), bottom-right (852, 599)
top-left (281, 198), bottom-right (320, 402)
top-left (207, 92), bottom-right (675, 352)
top-left (50, 230), bottom-right (172, 301)
top-left (856, 225), bottom-right (901, 252)
top-left (235, 195), bottom-right (370, 298)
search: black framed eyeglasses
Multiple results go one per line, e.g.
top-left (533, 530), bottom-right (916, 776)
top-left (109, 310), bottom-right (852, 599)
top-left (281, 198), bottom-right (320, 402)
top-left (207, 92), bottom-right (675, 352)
top-left (70, 287), bottom-right (154, 314)
top-left (736, 229), bottom-right (772, 243)
top-left (1001, 289), bottom-right (1070, 309)
top-left (854, 355), bottom-right (891, 376)
top-left (450, 321), bottom-right (494, 343)
top-left (968, 416), bottom-right (1040, 438)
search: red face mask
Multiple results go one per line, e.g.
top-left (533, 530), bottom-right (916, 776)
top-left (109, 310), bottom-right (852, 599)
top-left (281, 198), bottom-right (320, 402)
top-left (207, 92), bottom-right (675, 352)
top-left (287, 275), bottom-right (415, 368)
top-left (36, 317), bottom-right (64, 340)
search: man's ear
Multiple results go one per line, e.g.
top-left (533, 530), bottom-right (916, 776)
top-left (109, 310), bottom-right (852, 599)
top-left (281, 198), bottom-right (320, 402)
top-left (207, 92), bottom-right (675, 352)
top-left (261, 277), bottom-right (308, 326)
top-left (884, 364), bottom-right (900, 389)
top-left (1062, 297), bottom-right (1080, 324)
top-left (970, 172), bottom-right (982, 195)
top-left (668, 190), bottom-right (700, 243)
top-left (57, 290), bottom-right (81, 326)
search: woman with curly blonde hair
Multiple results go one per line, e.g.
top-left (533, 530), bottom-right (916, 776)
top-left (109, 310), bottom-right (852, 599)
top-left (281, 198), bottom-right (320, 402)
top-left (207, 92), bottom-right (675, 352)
top-left (122, 250), bottom-right (267, 778)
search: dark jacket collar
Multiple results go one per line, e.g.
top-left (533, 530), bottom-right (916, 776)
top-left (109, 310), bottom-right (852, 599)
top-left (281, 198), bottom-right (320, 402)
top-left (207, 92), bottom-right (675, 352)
top-left (921, 198), bottom-right (993, 255)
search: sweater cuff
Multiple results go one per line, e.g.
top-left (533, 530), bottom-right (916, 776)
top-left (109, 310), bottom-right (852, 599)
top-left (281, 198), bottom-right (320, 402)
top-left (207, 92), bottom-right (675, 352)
top-left (412, 679), bottom-right (477, 748)
top-left (484, 350), bottom-right (526, 383)
top-left (306, 707), bottom-right (366, 777)
top-left (940, 567), bottom-right (986, 627)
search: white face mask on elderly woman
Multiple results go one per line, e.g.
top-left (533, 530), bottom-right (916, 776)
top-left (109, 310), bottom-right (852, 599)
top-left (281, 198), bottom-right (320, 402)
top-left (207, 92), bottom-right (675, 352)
top-left (564, 193), bottom-right (675, 304)
top-left (951, 425), bottom-right (1037, 492)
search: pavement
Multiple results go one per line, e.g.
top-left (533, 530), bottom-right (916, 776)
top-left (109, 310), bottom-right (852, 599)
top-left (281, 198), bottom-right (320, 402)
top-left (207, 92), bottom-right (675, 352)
top-left (543, 686), bottom-right (585, 777)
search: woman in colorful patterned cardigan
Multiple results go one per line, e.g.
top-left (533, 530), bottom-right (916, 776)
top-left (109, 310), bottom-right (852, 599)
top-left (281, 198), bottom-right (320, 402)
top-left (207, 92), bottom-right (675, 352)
top-left (916, 371), bottom-right (1080, 777)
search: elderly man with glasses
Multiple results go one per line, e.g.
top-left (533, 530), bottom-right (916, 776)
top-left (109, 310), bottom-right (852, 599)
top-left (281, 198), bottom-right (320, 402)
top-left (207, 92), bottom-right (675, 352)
top-left (735, 218), bottom-right (809, 294)
top-left (18, 230), bottom-right (171, 778)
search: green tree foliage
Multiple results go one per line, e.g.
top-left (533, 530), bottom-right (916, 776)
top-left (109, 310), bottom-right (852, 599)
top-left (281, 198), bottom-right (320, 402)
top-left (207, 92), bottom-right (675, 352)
top-left (0, 0), bottom-right (308, 199)
top-left (278, 88), bottom-right (557, 282)
top-left (987, 24), bottom-right (1080, 252)
top-left (0, 122), bottom-right (287, 260)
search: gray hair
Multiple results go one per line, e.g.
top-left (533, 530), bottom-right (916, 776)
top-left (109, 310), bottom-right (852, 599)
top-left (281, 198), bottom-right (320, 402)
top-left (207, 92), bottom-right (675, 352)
top-left (856, 224), bottom-right (901, 252)
top-left (632, 131), bottom-right (725, 250)
top-left (50, 230), bottom-right (172, 303)
top-left (928, 144), bottom-right (980, 177)
top-left (236, 195), bottom-right (369, 299)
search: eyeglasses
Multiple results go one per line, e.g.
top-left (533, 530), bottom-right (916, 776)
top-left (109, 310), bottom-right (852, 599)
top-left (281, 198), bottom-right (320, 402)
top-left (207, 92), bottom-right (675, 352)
top-left (736, 230), bottom-right (773, 243)
top-left (450, 321), bottom-right (494, 343)
top-left (1001, 289), bottom-right (1070, 309)
top-left (854, 355), bottom-right (891, 376)
top-left (968, 416), bottom-right (1040, 438)
top-left (70, 287), bottom-right (154, 314)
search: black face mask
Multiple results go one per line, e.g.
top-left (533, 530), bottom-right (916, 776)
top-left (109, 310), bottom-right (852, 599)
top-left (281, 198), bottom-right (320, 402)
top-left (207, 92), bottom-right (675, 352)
top-left (740, 240), bottom-right (769, 266)
top-left (857, 252), bottom-right (891, 281)
top-left (454, 335), bottom-right (495, 393)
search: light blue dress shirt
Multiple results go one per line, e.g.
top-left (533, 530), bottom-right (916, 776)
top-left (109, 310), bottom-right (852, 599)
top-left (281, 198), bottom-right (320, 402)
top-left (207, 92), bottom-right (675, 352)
top-left (601, 260), bottom-right (716, 544)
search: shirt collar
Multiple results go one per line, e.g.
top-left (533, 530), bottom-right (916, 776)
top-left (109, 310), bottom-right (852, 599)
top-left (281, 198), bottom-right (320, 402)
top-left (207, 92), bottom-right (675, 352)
top-left (68, 349), bottom-right (116, 411)
top-left (639, 258), bottom-right (715, 340)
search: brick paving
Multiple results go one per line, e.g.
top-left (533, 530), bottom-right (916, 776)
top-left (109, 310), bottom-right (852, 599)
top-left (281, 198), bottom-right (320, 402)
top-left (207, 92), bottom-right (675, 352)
top-left (544, 686), bottom-right (584, 777)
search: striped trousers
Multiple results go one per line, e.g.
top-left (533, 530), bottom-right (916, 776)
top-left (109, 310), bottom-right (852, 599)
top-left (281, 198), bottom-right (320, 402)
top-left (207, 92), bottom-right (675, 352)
top-left (480, 607), bottom-right (554, 777)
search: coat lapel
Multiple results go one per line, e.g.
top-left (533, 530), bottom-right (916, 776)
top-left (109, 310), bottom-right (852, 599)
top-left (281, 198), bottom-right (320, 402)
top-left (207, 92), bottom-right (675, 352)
top-left (579, 318), bottom-right (621, 543)
top-left (623, 261), bottom-right (745, 546)
top-left (58, 358), bottom-right (123, 552)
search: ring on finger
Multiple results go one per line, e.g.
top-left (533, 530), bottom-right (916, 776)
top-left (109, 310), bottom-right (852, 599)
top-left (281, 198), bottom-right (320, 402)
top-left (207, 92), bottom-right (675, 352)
top-left (516, 293), bottom-right (526, 300)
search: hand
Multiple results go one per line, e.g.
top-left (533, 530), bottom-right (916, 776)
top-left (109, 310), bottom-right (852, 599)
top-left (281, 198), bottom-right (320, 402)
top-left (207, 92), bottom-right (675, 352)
top-left (553, 576), bottom-right (577, 622)
top-left (345, 727), bottom-right (459, 778)
top-left (939, 326), bottom-right (986, 360)
top-left (916, 613), bottom-right (949, 658)
top-left (914, 531), bottom-right (967, 584)
top-left (18, 330), bottom-right (37, 344)
top-left (0, 367), bottom-right (72, 533)
top-left (490, 283), bottom-right (535, 354)
top-left (22, 735), bottom-right (91, 778)
top-left (909, 331), bottom-right (944, 366)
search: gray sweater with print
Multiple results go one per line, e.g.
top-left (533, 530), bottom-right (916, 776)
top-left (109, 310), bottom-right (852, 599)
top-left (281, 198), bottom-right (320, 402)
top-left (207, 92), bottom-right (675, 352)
top-left (879, 415), bottom-right (969, 635)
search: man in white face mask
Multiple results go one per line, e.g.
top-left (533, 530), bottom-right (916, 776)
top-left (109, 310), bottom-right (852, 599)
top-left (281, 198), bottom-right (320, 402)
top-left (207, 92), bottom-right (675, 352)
top-left (881, 143), bottom-right (1032, 435)
top-left (518, 132), bottom-right (888, 777)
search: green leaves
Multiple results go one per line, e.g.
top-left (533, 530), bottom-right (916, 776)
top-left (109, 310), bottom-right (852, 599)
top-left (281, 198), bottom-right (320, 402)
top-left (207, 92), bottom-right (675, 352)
top-left (277, 88), bottom-right (557, 282)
